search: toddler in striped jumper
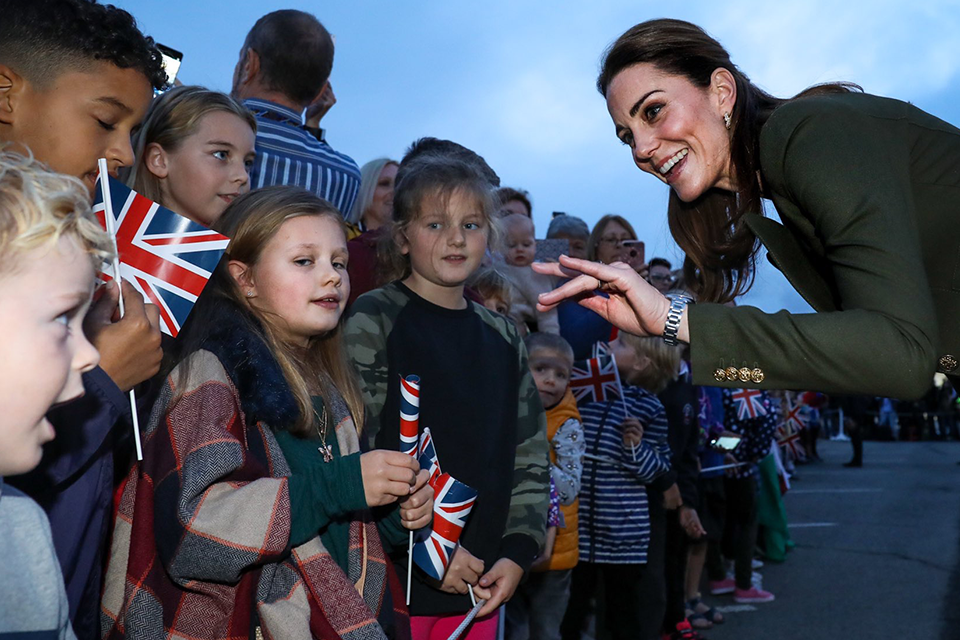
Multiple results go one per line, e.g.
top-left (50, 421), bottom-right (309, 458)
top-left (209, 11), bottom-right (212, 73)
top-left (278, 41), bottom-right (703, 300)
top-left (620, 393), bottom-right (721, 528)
top-left (559, 334), bottom-right (672, 640)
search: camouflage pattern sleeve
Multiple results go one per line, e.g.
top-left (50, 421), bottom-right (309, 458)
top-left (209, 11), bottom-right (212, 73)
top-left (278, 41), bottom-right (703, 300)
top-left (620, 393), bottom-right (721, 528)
top-left (500, 329), bottom-right (551, 569)
top-left (343, 287), bottom-right (403, 446)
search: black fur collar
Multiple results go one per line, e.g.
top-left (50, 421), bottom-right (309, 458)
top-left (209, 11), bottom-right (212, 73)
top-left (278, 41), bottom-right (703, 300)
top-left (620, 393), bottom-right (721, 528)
top-left (191, 299), bottom-right (301, 430)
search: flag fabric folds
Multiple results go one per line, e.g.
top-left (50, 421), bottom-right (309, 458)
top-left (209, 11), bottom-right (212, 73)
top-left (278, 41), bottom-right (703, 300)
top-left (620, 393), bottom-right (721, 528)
top-left (411, 473), bottom-right (478, 582)
top-left (570, 354), bottom-right (623, 405)
top-left (92, 173), bottom-right (229, 337)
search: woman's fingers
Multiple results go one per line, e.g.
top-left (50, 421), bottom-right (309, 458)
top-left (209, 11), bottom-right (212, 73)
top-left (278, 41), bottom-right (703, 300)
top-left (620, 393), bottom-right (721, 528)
top-left (536, 273), bottom-right (600, 311)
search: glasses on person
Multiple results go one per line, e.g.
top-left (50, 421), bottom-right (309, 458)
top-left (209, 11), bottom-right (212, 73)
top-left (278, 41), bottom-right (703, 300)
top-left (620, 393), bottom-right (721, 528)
top-left (598, 235), bottom-right (634, 246)
top-left (649, 274), bottom-right (677, 284)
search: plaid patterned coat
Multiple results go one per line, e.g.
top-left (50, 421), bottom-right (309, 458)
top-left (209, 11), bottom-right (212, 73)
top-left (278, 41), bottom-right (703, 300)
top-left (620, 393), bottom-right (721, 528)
top-left (100, 302), bottom-right (408, 640)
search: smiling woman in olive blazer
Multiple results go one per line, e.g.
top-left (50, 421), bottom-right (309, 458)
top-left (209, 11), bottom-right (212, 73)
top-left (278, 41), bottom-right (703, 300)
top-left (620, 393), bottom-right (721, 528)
top-left (534, 19), bottom-right (959, 399)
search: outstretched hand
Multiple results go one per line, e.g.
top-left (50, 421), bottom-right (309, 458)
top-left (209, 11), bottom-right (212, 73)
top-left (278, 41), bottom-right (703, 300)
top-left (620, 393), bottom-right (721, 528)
top-left (532, 256), bottom-right (675, 340)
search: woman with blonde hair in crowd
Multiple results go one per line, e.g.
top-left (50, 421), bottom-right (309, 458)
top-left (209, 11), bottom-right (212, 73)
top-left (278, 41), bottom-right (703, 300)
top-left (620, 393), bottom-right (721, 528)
top-left (345, 158), bottom-right (399, 304)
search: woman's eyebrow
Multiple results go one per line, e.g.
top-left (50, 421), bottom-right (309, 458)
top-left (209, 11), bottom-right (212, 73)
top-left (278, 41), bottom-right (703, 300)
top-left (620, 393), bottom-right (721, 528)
top-left (629, 89), bottom-right (663, 117)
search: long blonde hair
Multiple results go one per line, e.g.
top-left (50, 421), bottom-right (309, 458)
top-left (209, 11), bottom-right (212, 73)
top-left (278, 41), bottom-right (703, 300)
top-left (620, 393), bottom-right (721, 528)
top-left (174, 186), bottom-right (364, 435)
top-left (123, 86), bottom-right (256, 205)
top-left (347, 157), bottom-right (398, 227)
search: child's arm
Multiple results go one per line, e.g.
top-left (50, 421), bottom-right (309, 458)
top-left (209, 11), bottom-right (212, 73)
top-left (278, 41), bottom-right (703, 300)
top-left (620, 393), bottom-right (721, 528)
top-left (531, 526), bottom-right (558, 571)
top-left (551, 417), bottom-right (585, 505)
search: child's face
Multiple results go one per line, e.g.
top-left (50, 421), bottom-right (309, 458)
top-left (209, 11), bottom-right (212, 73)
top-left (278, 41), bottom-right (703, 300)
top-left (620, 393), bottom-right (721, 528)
top-left (482, 294), bottom-right (510, 316)
top-left (553, 232), bottom-right (588, 260)
top-left (402, 189), bottom-right (488, 296)
top-left (1, 62), bottom-right (154, 197)
top-left (0, 235), bottom-right (99, 475)
top-left (235, 215), bottom-right (349, 347)
top-left (504, 224), bottom-right (536, 267)
top-left (610, 337), bottom-right (648, 385)
top-left (150, 111), bottom-right (256, 228)
top-left (529, 347), bottom-right (573, 410)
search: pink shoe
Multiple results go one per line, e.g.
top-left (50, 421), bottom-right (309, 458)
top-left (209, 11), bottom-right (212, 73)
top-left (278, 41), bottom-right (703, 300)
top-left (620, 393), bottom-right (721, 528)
top-left (734, 586), bottom-right (775, 603)
top-left (709, 577), bottom-right (736, 595)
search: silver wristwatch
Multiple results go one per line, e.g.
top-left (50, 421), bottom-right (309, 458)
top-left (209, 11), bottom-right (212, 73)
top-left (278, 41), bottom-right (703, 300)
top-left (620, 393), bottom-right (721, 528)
top-left (662, 293), bottom-right (694, 346)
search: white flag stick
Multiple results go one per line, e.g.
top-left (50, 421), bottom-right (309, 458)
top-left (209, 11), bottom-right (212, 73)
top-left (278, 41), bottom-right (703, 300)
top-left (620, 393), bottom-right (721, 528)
top-left (699, 461), bottom-right (749, 474)
top-left (468, 587), bottom-right (477, 607)
top-left (406, 531), bottom-right (414, 606)
top-left (608, 353), bottom-right (636, 461)
top-left (445, 600), bottom-right (485, 640)
top-left (98, 159), bottom-right (143, 462)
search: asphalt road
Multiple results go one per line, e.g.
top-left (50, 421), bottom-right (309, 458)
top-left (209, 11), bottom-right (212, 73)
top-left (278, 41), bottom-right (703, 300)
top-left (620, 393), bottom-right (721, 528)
top-left (703, 439), bottom-right (960, 640)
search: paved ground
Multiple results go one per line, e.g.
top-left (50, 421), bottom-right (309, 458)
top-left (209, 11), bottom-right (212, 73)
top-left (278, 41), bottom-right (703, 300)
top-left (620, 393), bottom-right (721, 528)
top-left (703, 439), bottom-right (960, 640)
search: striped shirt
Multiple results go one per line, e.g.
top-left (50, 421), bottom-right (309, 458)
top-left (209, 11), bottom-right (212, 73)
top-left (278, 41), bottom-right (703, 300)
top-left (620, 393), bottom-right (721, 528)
top-left (243, 98), bottom-right (361, 215)
top-left (577, 385), bottom-right (671, 564)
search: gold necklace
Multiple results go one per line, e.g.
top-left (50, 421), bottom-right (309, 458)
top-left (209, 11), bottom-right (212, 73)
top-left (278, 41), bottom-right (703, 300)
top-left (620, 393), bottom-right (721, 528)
top-left (315, 404), bottom-right (333, 463)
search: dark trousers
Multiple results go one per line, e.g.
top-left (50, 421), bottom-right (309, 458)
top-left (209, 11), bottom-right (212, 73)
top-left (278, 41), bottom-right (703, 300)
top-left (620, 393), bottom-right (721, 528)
top-left (560, 562), bottom-right (645, 640)
top-left (706, 475), bottom-right (758, 589)
top-left (637, 489), bottom-right (667, 640)
top-left (723, 475), bottom-right (758, 590)
top-left (661, 509), bottom-right (688, 630)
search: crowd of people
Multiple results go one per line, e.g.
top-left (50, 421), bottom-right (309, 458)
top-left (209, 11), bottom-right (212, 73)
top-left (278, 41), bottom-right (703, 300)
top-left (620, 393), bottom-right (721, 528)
top-left (1, 2), bottom-right (956, 640)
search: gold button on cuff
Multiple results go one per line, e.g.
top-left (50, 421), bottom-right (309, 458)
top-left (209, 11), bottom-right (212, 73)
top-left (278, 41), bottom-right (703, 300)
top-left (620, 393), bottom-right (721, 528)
top-left (738, 367), bottom-right (752, 383)
top-left (751, 368), bottom-right (765, 384)
top-left (714, 368), bottom-right (727, 382)
top-left (725, 366), bottom-right (739, 382)
top-left (939, 355), bottom-right (958, 373)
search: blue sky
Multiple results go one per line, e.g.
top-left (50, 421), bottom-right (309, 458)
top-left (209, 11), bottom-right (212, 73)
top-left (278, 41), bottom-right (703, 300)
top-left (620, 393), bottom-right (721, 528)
top-left (115, 0), bottom-right (960, 313)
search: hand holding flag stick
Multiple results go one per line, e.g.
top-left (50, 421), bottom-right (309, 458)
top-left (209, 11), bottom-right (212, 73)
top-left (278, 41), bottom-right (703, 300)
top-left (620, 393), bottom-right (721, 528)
top-left (94, 160), bottom-right (231, 460)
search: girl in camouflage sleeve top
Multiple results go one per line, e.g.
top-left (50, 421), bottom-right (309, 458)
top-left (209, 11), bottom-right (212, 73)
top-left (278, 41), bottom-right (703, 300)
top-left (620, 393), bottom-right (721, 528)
top-left (344, 140), bottom-right (550, 640)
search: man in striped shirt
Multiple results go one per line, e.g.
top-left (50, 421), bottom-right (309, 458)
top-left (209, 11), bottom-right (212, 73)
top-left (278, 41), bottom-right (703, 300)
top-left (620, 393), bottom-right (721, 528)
top-left (231, 10), bottom-right (361, 215)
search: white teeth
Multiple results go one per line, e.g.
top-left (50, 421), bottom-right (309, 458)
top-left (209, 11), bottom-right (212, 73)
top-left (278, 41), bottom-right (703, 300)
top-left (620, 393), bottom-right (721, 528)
top-left (658, 148), bottom-right (688, 175)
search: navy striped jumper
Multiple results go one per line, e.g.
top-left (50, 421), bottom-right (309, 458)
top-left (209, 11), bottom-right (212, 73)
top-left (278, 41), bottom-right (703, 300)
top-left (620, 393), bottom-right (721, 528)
top-left (577, 385), bottom-right (671, 564)
top-left (243, 98), bottom-right (361, 215)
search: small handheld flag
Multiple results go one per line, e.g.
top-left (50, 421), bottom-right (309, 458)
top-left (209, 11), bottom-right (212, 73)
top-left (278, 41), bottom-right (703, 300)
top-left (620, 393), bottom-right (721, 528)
top-left (412, 473), bottom-right (478, 581)
top-left (777, 423), bottom-right (805, 461)
top-left (400, 375), bottom-right (421, 456)
top-left (417, 427), bottom-right (442, 487)
top-left (92, 172), bottom-right (229, 337)
top-left (731, 388), bottom-right (767, 421)
top-left (570, 354), bottom-right (623, 405)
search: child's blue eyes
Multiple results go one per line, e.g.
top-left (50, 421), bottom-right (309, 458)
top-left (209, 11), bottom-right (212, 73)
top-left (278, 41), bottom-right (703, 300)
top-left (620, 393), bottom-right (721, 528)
top-left (213, 150), bottom-right (229, 161)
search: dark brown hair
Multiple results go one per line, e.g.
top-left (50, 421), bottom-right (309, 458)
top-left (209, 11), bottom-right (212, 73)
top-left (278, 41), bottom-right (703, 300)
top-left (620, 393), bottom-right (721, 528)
top-left (598, 19), bottom-right (858, 302)
top-left (496, 187), bottom-right (532, 216)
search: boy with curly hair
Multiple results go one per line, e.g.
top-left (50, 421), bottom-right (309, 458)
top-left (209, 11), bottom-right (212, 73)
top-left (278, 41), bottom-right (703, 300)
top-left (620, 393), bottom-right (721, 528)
top-left (0, 3), bottom-right (167, 637)
top-left (0, 152), bottom-right (112, 640)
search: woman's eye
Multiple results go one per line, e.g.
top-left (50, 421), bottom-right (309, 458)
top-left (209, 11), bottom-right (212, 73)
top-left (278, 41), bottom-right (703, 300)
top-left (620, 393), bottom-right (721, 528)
top-left (644, 104), bottom-right (663, 120)
top-left (618, 132), bottom-right (633, 146)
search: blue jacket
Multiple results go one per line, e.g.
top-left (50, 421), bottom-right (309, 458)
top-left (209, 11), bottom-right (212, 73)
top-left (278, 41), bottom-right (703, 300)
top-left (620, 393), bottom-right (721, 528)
top-left (9, 367), bottom-right (130, 640)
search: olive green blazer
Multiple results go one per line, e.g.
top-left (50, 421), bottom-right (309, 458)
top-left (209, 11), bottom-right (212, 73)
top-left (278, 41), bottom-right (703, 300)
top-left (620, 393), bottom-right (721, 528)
top-left (689, 93), bottom-right (960, 399)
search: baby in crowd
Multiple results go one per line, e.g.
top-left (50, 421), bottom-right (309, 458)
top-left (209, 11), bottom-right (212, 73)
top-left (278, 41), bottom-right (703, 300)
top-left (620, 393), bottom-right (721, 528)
top-left (505, 332), bottom-right (585, 640)
top-left (0, 153), bottom-right (110, 640)
top-left (499, 213), bottom-right (559, 334)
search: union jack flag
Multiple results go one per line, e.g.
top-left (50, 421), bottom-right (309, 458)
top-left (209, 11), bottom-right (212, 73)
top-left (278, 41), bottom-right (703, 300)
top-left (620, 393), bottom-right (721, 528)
top-left (777, 424), bottom-right (804, 461)
top-left (570, 354), bottom-right (623, 405)
top-left (783, 398), bottom-right (807, 432)
top-left (730, 388), bottom-right (767, 421)
top-left (399, 375), bottom-right (421, 456)
top-left (412, 473), bottom-right (478, 581)
top-left (93, 173), bottom-right (229, 337)
top-left (417, 427), bottom-right (442, 487)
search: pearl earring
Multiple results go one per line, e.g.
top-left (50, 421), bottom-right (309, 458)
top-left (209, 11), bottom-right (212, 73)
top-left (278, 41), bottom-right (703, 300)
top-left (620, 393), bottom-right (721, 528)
top-left (723, 112), bottom-right (732, 130)
top-left (246, 291), bottom-right (254, 297)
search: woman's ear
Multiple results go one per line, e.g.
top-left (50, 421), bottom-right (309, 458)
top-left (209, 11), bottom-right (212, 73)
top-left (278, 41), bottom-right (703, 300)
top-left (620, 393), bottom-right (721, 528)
top-left (227, 259), bottom-right (256, 297)
top-left (144, 142), bottom-right (170, 179)
top-left (711, 67), bottom-right (737, 118)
